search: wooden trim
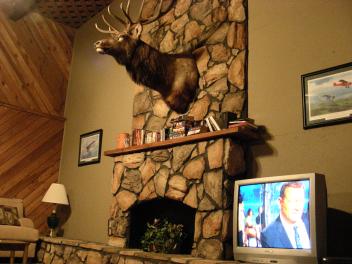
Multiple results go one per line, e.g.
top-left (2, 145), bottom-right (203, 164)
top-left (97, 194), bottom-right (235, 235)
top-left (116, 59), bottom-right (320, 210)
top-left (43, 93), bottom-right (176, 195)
top-left (0, 101), bottom-right (65, 121)
top-left (104, 126), bottom-right (259, 157)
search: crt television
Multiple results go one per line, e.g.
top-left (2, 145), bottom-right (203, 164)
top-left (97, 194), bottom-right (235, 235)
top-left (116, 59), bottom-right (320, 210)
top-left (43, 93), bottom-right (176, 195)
top-left (233, 173), bottom-right (327, 264)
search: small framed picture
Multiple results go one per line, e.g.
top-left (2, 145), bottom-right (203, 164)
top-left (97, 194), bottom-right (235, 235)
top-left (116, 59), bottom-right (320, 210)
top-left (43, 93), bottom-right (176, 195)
top-left (78, 129), bottom-right (103, 166)
top-left (302, 62), bottom-right (352, 129)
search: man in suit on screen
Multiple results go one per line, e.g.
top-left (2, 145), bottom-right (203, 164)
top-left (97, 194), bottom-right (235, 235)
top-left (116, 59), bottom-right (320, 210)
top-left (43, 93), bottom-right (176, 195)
top-left (261, 182), bottom-right (311, 249)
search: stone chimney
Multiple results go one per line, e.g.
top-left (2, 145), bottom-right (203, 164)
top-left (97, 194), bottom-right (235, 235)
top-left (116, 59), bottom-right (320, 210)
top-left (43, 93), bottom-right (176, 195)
top-left (107, 0), bottom-right (248, 260)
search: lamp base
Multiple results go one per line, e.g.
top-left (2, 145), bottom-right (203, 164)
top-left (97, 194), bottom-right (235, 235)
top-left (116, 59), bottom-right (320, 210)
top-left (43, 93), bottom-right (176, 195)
top-left (47, 210), bottom-right (59, 237)
top-left (49, 228), bottom-right (56, 238)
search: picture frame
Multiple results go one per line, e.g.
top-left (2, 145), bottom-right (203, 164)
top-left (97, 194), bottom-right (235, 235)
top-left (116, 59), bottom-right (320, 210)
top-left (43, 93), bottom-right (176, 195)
top-left (78, 129), bottom-right (103, 166)
top-left (301, 62), bottom-right (352, 129)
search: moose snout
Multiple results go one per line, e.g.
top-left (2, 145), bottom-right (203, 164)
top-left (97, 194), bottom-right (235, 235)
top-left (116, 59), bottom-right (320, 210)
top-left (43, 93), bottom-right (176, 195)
top-left (95, 40), bottom-right (106, 54)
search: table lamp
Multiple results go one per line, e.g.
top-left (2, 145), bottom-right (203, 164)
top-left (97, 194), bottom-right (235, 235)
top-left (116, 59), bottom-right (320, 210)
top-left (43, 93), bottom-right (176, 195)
top-left (42, 183), bottom-right (69, 237)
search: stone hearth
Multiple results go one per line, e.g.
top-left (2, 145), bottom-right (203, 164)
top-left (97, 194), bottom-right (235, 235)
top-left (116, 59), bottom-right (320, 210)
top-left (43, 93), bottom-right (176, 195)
top-left (37, 237), bottom-right (243, 264)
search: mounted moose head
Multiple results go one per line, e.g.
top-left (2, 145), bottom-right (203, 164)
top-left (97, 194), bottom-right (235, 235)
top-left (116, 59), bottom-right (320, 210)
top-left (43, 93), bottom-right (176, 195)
top-left (94, 0), bottom-right (199, 114)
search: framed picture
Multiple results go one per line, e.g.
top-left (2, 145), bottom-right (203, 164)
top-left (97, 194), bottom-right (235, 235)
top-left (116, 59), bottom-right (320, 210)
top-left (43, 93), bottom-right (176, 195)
top-left (78, 129), bottom-right (103, 166)
top-left (302, 62), bottom-right (352, 129)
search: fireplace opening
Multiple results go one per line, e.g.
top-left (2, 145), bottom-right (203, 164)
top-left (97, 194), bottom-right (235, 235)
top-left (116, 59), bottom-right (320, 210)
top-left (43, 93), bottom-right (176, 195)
top-left (129, 198), bottom-right (196, 254)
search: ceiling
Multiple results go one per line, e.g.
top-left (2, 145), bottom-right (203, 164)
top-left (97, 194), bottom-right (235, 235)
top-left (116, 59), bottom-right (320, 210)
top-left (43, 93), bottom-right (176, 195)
top-left (2, 0), bottom-right (171, 29)
top-left (35, 0), bottom-right (114, 28)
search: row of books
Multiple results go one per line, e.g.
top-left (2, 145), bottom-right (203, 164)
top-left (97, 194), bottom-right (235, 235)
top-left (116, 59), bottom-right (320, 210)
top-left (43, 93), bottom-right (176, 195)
top-left (169, 115), bottom-right (195, 139)
top-left (132, 129), bottom-right (163, 145)
top-left (131, 118), bottom-right (204, 145)
top-left (127, 113), bottom-right (257, 147)
top-left (130, 127), bottom-right (194, 145)
top-left (228, 120), bottom-right (258, 129)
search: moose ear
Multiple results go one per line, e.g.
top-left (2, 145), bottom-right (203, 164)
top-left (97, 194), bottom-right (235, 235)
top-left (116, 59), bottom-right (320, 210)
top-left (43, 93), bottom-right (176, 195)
top-left (130, 23), bottom-right (142, 39)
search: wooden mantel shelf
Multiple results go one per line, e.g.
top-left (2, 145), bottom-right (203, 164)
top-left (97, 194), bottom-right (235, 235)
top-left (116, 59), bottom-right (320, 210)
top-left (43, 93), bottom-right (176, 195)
top-left (104, 126), bottom-right (259, 157)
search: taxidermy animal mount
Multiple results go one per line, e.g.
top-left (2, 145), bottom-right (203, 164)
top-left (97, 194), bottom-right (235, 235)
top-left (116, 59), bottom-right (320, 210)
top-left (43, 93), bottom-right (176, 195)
top-left (94, 0), bottom-right (199, 113)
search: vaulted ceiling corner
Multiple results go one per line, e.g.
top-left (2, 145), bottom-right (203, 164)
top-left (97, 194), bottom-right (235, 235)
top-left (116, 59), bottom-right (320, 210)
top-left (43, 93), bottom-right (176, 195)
top-left (35, 0), bottom-right (114, 28)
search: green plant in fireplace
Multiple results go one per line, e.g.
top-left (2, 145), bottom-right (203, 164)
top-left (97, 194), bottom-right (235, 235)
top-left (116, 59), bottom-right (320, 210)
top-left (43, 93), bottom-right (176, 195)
top-left (141, 218), bottom-right (185, 253)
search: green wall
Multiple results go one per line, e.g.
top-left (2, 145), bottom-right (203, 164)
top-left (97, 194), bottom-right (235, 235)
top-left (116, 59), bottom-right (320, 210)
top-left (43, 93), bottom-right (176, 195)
top-left (248, 0), bottom-right (352, 213)
top-left (59, 1), bottom-right (134, 242)
top-left (59, 0), bottom-right (352, 243)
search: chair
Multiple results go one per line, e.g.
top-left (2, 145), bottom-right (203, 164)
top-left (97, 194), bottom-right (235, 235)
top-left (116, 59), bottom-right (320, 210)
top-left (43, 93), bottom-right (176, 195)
top-left (0, 198), bottom-right (39, 259)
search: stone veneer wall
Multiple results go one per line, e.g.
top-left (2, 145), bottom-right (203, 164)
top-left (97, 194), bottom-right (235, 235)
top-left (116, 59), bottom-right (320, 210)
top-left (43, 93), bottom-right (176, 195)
top-left (133, 0), bottom-right (247, 129)
top-left (107, 0), bottom-right (247, 260)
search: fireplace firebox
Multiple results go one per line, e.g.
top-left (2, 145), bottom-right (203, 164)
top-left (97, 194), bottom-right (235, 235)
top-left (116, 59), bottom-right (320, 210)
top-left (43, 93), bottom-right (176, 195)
top-left (129, 198), bottom-right (196, 254)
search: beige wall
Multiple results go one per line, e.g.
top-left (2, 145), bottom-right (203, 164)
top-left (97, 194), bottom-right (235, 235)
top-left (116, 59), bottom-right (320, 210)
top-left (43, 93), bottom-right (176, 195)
top-left (60, 0), bottom-right (352, 243)
top-left (248, 0), bottom-right (352, 213)
top-left (59, 2), bottom-right (134, 242)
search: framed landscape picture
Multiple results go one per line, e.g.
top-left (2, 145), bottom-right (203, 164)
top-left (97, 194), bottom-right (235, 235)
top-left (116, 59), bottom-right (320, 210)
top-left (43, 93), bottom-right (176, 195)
top-left (78, 129), bottom-right (103, 166)
top-left (302, 62), bottom-right (352, 129)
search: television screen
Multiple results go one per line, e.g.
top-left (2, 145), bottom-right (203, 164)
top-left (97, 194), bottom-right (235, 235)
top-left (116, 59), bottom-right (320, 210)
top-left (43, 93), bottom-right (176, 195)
top-left (233, 173), bottom-right (327, 264)
top-left (238, 180), bottom-right (310, 249)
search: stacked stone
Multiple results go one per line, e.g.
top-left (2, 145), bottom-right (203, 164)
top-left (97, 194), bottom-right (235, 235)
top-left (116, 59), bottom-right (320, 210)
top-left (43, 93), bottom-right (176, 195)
top-left (109, 0), bottom-right (248, 260)
top-left (109, 138), bottom-right (245, 259)
top-left (38, 237), bottom-right (243, 264)
top-left (132, 0), bottom-right (247, 131)
top-left (38, 238), bottom-right (113, 264)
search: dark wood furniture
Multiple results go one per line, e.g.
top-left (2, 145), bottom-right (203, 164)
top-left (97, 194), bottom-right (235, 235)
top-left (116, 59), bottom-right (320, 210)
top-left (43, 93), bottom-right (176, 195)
top-left (0, 240), bottom-right (29, 264)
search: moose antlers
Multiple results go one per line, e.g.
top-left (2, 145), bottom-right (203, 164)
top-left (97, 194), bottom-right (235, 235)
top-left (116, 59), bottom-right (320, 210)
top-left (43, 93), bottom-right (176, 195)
top-left (94, 0), bottom-right (199, 113)
top-left (95, 0), bottom-right (164, 35)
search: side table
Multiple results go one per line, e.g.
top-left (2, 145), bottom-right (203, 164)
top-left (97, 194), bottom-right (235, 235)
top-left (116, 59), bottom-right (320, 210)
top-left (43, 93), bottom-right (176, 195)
top-left (0, 240), bottom-right (29, 264)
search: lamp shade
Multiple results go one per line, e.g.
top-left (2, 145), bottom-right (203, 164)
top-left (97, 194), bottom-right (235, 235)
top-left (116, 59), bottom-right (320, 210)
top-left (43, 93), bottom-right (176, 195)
top-left (42, 183), bottom-right (69, 205)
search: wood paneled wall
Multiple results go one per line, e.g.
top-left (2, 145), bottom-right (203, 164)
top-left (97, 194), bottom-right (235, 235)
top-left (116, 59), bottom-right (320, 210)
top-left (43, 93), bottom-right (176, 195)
top-left (0, 10), bottom-right (74, 233)
top-left (0, 10), bottom-right (74, 117)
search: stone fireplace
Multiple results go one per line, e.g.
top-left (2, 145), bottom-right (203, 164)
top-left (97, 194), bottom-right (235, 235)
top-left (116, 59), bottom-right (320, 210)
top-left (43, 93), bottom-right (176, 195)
top-left (107, 138), bottom-right (246, 259)
top-left (106, 0), bottom-right (248, 260)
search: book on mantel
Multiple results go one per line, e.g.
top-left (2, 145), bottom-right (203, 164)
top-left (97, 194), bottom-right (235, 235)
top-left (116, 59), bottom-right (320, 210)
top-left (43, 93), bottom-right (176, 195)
top-left (228, 119), bottom-right (258, 130)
